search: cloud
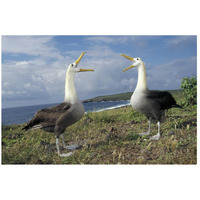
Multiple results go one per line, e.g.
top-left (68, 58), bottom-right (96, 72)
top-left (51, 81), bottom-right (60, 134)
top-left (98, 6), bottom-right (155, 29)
top-left (84, 36), bottom-right (116, 44)
top-left (146, 56), bottom-right (197, 90)
top-left (84, 36), bottom-right (140, 45)
top-left (166, 36), bottom-right (197, 50)
top-left (16, 61), bottom-right (29, 65)
top-left (73, 46), bottom-right (140, 99)
top-left (2, 58), bottom-right (63, 106)
top-left (2, 36), bottom-right (61, 59)
top-left (1, 36), bottom-right (197, 108)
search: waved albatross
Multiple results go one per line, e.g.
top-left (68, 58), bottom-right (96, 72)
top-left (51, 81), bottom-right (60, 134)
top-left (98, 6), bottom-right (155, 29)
top-left (22, 52), bottom-right (94, 156)
top-left (121, 54), bottom-right (181, 140)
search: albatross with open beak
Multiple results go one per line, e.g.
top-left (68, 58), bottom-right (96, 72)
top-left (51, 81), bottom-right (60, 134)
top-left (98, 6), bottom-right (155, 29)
top-left (121, 54), bottom-right (181, 140)
top-left (22, 52), bottom-right (94, 156)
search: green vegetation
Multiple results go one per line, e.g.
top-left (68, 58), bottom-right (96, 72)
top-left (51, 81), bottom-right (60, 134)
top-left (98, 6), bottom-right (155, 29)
top-left (2, 90), bottom-right (197, 164)
top-left (180, 76), bottom-right (197, 106)
top-left (83, 92), bottom-right (132, 102)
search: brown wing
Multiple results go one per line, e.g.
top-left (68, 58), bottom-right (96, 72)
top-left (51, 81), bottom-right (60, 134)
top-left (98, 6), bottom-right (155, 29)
top-left (22, 102), bottom-right (73, 131)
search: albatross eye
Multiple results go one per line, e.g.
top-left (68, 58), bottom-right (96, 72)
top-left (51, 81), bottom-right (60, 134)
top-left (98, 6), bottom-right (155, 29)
top-left (71, 64), bottom-right (74, 67)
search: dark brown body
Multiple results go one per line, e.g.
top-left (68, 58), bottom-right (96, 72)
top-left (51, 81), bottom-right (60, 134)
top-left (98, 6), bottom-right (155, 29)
top-left (22, 102), bottom-right (84, 138)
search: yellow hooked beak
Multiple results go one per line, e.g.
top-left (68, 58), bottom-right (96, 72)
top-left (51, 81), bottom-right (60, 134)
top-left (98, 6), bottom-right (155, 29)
top-left (120, 54), bottom-right (135, 72)
top-left (75, 52), bottom-right (94, 72)
top-left (120, 54), bottom-right (134, 61)
top-left (122, 64), bottom-right (135, 72)
top-left (75, 51), bottom-right (86, 65)
top-left (79, 68), bottom-right (94, 72)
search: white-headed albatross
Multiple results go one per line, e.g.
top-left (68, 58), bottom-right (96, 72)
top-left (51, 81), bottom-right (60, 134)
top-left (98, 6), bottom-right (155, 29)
top-left (22, 52), bottom-right (94, 156)
top-left (121, 54), bottom-right (181, 140)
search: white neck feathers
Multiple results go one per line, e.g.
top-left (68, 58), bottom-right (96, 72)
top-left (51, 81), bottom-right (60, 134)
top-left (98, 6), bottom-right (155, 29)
top-left (64, 71), bottom-right (79, 104)
top-left (135, 62), bottom-right (148, 92)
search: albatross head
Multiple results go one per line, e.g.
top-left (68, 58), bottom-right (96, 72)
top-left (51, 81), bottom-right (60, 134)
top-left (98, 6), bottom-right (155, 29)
top-left (67, 52), bottom-right (94, 73)
top-left (121, 54), bottom-right (148, 91)
top-left (120, 54), bottom-right (143, 72)
top-left (64, 52), bottom-right (94, 104)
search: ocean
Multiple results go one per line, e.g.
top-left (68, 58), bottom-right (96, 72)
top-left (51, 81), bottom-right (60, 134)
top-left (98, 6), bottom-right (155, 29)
top-left (2, 100), bottom-right (130, 126)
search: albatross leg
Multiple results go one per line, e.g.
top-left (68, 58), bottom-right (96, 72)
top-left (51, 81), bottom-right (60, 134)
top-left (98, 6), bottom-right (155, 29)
top-left (139, 117), bottom-right (151, 136)
top-left (56, 138), bottom-right (61, 155)
top-left (149, 121), bottom-right (160, 140)
top-left (56, 137), bottom-right (73, 157)
top-left (60, 134), bottom-right (67, 148)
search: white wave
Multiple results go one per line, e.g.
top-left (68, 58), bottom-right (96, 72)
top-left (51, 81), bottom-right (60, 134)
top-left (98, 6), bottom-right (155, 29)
top-left (85, 101), bottom-right (131, 113)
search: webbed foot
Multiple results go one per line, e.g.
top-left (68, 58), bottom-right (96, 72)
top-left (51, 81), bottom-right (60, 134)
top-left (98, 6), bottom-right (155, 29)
top-left (139, 131), bottom-right (150, 136)
top-left (149, 134), bottom-right (160, 140)
top-left (59, 152), bottom-right (73, 157)
top-left (64, 144), bottom-right (80, 150)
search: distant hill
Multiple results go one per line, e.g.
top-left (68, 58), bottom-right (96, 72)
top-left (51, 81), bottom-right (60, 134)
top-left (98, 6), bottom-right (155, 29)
top-left (83, 92), bottom-right (132, 103)
top-left (82, 90), bottom-right (183, 103)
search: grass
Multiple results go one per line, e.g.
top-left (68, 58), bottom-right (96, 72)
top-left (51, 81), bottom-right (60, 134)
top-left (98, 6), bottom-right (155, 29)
top-left (1, 91), bottom-right (197, 164)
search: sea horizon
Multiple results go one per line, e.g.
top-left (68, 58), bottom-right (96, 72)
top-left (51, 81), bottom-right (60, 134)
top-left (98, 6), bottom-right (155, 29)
top-left (2, 100), bottom-right (130, 126)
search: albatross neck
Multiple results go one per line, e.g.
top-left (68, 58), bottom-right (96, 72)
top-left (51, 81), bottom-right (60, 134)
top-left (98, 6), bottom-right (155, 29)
top-left (64, 71), bottom-right (80, 104)
top-left (135, 62), bottom-right (148, 92)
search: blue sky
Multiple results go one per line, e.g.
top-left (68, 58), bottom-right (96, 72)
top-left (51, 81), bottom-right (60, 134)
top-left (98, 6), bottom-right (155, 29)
top-left (2, 35), bottom-right (197, 108)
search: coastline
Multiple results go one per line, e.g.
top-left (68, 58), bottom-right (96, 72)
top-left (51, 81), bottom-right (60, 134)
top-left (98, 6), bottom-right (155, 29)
top-left (2, 100), bottom-right (131, 126)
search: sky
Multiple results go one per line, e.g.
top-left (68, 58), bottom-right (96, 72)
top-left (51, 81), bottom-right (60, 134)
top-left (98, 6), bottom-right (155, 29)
top-left (1, 35), bottom-right (197, 108)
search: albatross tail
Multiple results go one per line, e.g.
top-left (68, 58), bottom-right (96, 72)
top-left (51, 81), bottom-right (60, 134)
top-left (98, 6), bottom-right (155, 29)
top-left (22, 125), bottom-right (29, 131)
top-left (22, 124), bottom-right (43, 131)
